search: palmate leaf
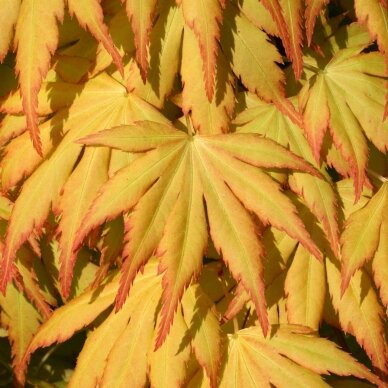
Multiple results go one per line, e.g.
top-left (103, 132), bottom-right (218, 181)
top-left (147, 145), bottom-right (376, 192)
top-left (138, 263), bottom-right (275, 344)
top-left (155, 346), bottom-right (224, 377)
top-left (0, 72), bottom-right (168, 294)
top-left (301, 49), bottom-right (388, 199)
top-left (219, 325), bottom-right (380, 388)
top-left (20, 259), bottom-right (197, 387)
top-left (77, 120), bottom-right (321, 343)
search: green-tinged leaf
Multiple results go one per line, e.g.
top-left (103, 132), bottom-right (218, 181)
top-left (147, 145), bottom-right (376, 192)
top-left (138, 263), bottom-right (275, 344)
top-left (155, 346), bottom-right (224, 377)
top-left (326, 82), bottom-right (368, 200)
top-left (79, 121), bottom-right (186, 151)
top-left (182, 284), bottom-right (222, 388)
top-left (301, 50), bottom-right (388, 199)
top-left (340, 183), bottom-right (388, 294)
top-left (268, 325), bottom-right (380, 384)
top-left (219, 326), bottom-right (327, 387)
top-left (235, 95), bottom-right (340, 256)
top-left (182, 0), bottom-right (223, 100)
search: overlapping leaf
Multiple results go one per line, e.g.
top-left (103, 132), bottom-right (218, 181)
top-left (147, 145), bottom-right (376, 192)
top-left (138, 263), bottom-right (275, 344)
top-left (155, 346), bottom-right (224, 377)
top-left (219, 325), bottom-right (380, 387)
top-left (77, 120), bottom-right (321, 341)
top-left (234, 94), bottom-right (340, 256)
top-left (301, 49), bottom-right (388, 199)
top-left (0, 72), bottom-right (168, 294)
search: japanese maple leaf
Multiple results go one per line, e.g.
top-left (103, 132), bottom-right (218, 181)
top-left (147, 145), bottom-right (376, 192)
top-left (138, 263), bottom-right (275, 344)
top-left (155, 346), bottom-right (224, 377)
top-left (75, 120), bottom-right (322, 345)
top-left (301, 48), bottom-right (388, 200)
top-left (219, 325), bottom-right (381, 387)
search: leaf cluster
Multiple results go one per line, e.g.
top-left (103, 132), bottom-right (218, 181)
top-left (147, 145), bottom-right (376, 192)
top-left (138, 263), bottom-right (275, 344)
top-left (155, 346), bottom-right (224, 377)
top-left (0, 0), bottom-right (387, 387)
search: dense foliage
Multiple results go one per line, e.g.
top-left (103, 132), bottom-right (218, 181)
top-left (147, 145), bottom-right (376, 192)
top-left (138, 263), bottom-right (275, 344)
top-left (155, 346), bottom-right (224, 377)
top-left (0, 0), bottom-right (387, 387)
